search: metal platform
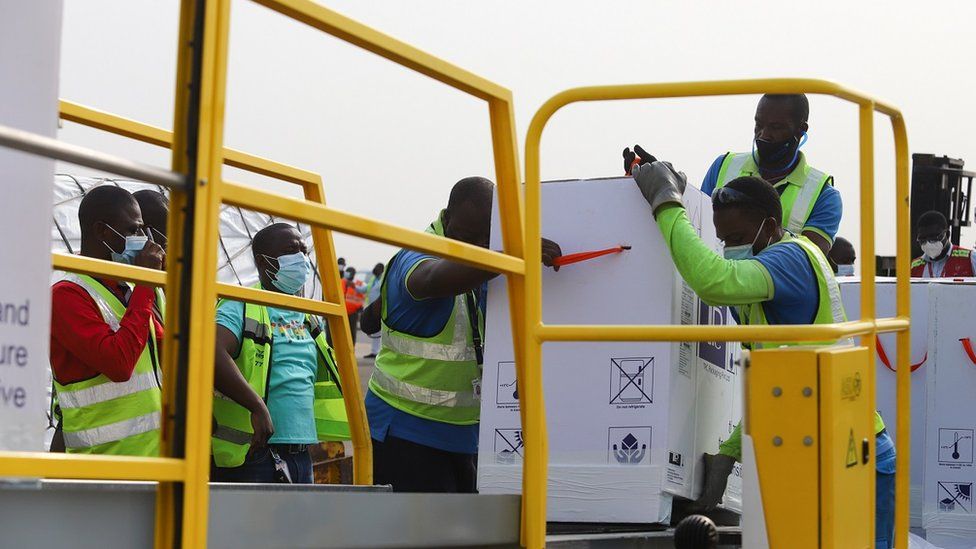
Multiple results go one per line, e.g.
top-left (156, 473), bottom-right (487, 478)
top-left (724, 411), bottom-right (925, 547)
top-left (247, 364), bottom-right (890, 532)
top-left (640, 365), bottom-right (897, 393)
top-left (0, 480), bottom-right (741, 548)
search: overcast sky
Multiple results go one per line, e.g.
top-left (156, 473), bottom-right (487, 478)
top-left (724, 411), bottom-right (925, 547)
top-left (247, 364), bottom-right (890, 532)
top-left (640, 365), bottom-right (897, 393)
top-left (58, 0), bottom-right (976, 270)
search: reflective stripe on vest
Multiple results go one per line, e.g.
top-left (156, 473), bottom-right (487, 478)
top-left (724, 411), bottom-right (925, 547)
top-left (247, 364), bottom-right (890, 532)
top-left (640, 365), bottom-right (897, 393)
top-left (381, 294), bottom-right (476, 363)
top-left (716, 153), bottom-right (830, 234)
top-left (62, 412), bottom-right (160, 449)
top-left (57, 371), bottom-right (158, 410)
top-left (213, 423), bottom-right (252, 446)
top-left (795, 236), bottom-right (846, 324)
top-left (370, 366), bottom-right (480, 408)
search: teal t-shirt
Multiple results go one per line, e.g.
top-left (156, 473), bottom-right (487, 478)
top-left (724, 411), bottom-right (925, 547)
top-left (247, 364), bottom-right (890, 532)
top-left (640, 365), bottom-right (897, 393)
top-left (216, 300), bottom-right (318, 444)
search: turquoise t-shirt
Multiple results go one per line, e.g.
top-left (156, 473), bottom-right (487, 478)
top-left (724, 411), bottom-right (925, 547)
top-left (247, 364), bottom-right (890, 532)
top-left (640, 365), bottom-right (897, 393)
top-left (216, 300), bottom-right (318, 444)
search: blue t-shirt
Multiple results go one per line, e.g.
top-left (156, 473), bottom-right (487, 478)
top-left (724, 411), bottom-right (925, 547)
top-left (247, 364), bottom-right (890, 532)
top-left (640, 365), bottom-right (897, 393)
top-left (701, 153), bottom-right (842, 242)
top-left (366, 249), bottom-right (484, 455)
top-left (746, 241), bottom-right (820, 325)
top-left (216, 300), bottom-right (318, 444)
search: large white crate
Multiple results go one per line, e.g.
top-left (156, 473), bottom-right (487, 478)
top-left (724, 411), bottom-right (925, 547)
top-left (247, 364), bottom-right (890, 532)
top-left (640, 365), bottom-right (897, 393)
top-left (477, 178), bottom-right (740, 523)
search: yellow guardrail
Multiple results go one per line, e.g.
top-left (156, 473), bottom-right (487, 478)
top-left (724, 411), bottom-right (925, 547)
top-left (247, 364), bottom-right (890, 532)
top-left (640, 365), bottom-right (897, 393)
top-left (522, 78), bottom-right (912, 549)
top-left (0, 1), bottom-right (531, 548)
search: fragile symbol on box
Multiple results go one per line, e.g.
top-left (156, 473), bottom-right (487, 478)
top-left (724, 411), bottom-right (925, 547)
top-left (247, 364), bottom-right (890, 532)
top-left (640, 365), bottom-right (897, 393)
top-left (494, 429), bottom-right (523, 464)
top-left (937, 481), bottom-right (973, 513)
top-left (608, 426), bottom-right (651, 465)
top-left (495, 361), bottom-right (519, 408)
top-left (939, 428), bottom-right (974, 465)
top-left (609, 357), bottom-right (653, 405)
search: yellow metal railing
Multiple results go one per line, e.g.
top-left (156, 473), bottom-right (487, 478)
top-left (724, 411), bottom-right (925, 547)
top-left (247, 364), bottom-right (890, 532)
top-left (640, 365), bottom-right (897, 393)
top-left (522, 79), bottom-right (912, 549)
top-left (0, 1), bottom-right (531, 548)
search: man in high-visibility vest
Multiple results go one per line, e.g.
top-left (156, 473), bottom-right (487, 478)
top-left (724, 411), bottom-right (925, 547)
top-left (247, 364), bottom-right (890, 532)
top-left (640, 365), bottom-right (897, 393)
top-left (342, 266), bottom-right (366, 344)
top-left (366, 176), bottom-right (563, 492)
top-left (911, 210), bottom-right (976, 278)
top-left (625, 94), bottom-right (841, 256)
top-left (211, 222), bottom-right (349, 483)
top-left (631, 162), bottom-right (895, 547)
top-left (50, 185), bottom-right (165, 455)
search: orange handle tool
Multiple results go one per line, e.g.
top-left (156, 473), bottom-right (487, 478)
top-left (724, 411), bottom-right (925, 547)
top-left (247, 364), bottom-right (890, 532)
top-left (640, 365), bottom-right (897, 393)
top-left (552, 245), bottom-right (631, 268)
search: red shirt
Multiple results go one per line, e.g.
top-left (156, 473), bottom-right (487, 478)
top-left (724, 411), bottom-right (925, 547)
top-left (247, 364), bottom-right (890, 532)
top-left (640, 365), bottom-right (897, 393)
top-left (50, 278), bottom-right (164, 385)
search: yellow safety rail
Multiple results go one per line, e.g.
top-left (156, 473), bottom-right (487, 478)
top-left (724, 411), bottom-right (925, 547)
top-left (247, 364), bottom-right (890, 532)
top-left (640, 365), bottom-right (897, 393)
top-left (522, 79), bottom-right (912, 549)
top-left (0, 1), bottom-right (531, 548)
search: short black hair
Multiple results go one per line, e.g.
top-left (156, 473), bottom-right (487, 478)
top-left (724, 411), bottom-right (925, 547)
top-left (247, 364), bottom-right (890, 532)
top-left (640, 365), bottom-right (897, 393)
top-left (918, 210), bottom-right (948, 232)
top-left (78, 184), bottom-right (137, 233)
top-left (133, 190), bottom-right (168, 225)
top-left (447, 176), bottom-right (494, 213)
top-left (761, 94), bottom-right (810, 127)
top-left (252, 222), bottom-right (297, 257)
top-left (713, 176), bottom-right (783, 225)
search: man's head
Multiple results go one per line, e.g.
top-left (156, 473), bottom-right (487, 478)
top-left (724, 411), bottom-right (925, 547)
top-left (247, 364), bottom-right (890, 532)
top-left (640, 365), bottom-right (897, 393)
top-left (828, 236), bottom-right (856, 275)
top-left (754, 94), bottom-right (809, 168)
top-left (712, 176), bottom-right (784, 258)
top-left (372, 263), bottom-right (384, 277)
top-left (133, 190), bottom-right (169, 248)
top-left (252, 223), bottom-right (309, 293)
top-left (78, 185), bottom-right (145, 261)
top-left (442, 176), bottom-right (494, 248)
top-left (345, 266), bottom-right (356, 281)
top-left (917, 210), bottom-right (950, 259)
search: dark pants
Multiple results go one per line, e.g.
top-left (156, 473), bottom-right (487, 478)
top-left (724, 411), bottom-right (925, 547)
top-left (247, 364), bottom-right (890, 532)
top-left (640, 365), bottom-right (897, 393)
top-left (211, 445), bottom-right (314, 484)
top-left (372, 435), bottom-right (477, 493)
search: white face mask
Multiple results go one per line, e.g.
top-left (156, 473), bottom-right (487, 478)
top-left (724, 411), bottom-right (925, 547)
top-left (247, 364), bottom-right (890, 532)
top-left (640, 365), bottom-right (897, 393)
top-left (920, 238), bottom-right (947, 261)
top-left (836, 264), bottom-right (855, 277)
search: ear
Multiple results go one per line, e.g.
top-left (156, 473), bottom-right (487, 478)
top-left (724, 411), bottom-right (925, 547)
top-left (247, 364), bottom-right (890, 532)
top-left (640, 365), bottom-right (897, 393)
top-left (798, 121), bottom-right (809, 136)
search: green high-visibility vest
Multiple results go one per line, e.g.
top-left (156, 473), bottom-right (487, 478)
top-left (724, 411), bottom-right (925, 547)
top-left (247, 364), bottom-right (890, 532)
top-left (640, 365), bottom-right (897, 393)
top-left (53, 274), bottom-right (163, 456)
top-left (368, 214), bottom-right (485, 425)
top-left (715, 152), bottom-right (833, 236)
top-left (211, 298), bottom-right (350, 468)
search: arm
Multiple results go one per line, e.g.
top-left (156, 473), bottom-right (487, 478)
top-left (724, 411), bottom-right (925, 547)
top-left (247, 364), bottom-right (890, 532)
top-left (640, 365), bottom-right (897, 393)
top-left (801, 185), bottom-right (842, 256)
top-left (408, 239), bottom-right (562, 300)
top-left (656, 205), bottom-right (773, 306)
top-left (214, 324), bottom-right (274, 448)
top-left (51, 284), bottom-right (159, 383)
top-left (360, 298), bottom-right (381, 335)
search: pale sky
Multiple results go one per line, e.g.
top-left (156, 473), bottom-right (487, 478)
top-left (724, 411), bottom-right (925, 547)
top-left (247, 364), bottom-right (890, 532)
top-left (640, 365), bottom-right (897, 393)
top-left (58, 0), bottom-right (976, 270)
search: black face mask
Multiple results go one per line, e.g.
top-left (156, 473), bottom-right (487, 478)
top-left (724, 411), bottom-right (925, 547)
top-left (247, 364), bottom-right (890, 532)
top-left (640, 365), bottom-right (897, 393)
top-left (754, 134), bottom-right (801, 168)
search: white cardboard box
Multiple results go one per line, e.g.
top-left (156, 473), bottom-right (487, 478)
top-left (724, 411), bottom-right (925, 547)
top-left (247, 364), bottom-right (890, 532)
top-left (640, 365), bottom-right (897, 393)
top-left (477, 178), bottom-right (740, 523)
top-left (923, 282), bottom-right (976, 547)
top-left (839, 278), bottom-right (931, 527)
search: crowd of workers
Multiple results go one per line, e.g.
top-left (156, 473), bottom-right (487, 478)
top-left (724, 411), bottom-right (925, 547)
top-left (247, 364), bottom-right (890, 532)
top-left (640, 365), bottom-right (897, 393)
top-left (46, 93), bottom-right (976, 547)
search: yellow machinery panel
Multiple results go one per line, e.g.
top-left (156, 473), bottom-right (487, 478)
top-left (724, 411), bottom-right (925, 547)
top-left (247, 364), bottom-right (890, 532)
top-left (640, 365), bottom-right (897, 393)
top-left (819, 346), bottom-right (874, 549)
top-left (748, 347), bottom-right (821, 548)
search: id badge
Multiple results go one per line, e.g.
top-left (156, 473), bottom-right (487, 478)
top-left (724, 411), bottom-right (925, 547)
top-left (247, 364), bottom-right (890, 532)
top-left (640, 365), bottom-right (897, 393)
top-left (472, 378), bottom-right (482, 401)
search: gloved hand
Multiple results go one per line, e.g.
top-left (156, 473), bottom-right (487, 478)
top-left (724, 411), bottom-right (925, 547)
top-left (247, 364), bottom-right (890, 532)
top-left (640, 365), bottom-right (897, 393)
top-left (622, 144), bottom-right (657, 175)
top-left (631, 161), bottom-right (687, 216)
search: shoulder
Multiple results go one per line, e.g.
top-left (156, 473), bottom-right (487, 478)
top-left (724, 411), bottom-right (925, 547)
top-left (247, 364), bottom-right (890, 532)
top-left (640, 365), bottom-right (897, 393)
top-left (390, 250), bottom-right (436, 280)
top-left (911, 257), bottom-right (925, 268)
top-left (701, 153), bottom-right (731, 195)
top-left (951, 246), bottom-right (972, 258)
top-left (755, 241), bottom-right (815, 279)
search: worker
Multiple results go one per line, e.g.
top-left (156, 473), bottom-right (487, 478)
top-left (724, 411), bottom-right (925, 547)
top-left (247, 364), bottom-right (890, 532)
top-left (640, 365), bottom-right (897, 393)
top-left (211, 222), bottom-right (348, 483)
top-left (631, 162), bottom-right (894, 548)
top-left (133, 189), bottom-right (169, 250)
top-left (363, 262), bottom-right (384, 359)
top-left (911, 210), bottom-right (976, 278)
top-left (828, 236), bottom-right (856, 276)
top-left (366, 176), bottom-right (562, 492)
top-left (626, 94), bottom-right (842, 256)
top-left (342, 266), bottom-right (365, 344)
top-left (337, 257), bottom-right (346, 278)
top-left (50, 185), bottom-right (165, 455)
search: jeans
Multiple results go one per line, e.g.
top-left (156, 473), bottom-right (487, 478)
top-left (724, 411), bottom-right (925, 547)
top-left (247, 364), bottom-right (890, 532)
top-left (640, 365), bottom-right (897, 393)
top-left (875, 431), bottom-right (896, 549)
top-left (211, 445), bottom-right (314, 484)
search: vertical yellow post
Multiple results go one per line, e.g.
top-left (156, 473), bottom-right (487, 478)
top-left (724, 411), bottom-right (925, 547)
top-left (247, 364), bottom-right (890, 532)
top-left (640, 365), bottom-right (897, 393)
top-left (891, 114), bottom-right (912, 549)
top-left (522, 112), bottom-right (547, 549)
top-left (180, 0), bottom-right (232, 546)
top-left (303, 178), bottom-right (372, 484)
top-left (487, 94), bottom-right (530, 544)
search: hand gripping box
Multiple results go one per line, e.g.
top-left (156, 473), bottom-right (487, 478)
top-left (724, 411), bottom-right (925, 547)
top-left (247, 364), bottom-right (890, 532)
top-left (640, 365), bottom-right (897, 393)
top-left (477, 178), bottom-right (740, 523)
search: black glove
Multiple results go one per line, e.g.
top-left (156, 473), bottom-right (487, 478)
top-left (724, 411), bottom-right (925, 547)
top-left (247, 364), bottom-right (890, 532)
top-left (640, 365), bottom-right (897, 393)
top-left (622, 144), bottom-right (658, 175)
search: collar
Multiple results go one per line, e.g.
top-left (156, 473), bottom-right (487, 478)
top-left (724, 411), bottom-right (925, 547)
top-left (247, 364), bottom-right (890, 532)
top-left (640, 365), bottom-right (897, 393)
top-left (743, 152), bottom-right (809, 188)
top-left (427, 210), bottom-right (446, 236)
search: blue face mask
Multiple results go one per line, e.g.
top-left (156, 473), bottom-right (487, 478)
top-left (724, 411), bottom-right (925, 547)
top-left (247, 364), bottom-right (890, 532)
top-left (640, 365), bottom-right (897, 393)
top-left (723, 219), bottom-right (769, 261)
top-left (103, 224), bottom-right (148, 264)
top-left (263, 252), bottom-right (311, 295)
top-left (836, 264), bottom-right (855, 277)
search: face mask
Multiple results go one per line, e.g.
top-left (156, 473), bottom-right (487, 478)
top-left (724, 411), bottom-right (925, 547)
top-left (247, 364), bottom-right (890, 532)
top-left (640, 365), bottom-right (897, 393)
top-left (103, 224), bottom-right (148, 264)
top-left (921, 238), bottom-right (948, 261)
top-left (723, 218), bottom-right (769, 261)
top-left (752, 132), bottom-right (807, 170)
top-left (263, 252), bottom-right (311, 295)
top-left (836, 264), bottom-right (855, 277)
